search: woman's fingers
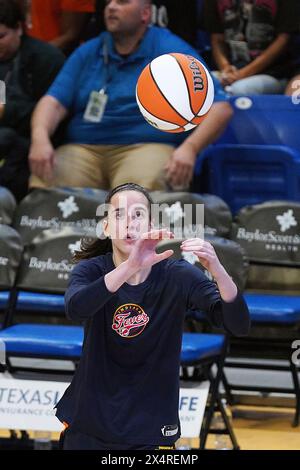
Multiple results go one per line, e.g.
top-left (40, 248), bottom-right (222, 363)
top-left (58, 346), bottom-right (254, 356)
top-left (153, 250), bottom-right (174, 265)
top-left (141, 229), bottom-right (174, 240)
top-left (181, 238), bottom-right (209, 246)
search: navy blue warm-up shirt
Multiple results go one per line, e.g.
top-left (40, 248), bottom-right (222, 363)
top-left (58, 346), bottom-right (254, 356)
top-left (56, 253), bottom-right (250, 446)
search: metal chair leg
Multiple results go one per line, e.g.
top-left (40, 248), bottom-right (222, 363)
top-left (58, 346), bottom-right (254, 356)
top-left (290, 359), bottom-right (300, 427)
top-left (217, 395), bottom-right (240, 450)
top-left (200, 355), bottom-right (227, 449)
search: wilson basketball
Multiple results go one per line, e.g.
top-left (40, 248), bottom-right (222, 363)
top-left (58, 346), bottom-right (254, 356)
top-left (136, 53), bottom-right (214, 133)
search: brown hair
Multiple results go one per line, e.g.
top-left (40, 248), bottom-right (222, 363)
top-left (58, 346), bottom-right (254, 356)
top-left (73, 183), bottom-right (154, 263)
top-left (0, 0), bottom-right (24, 29)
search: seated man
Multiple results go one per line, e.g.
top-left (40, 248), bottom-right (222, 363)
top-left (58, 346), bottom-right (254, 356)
top-left (204, 0), bottom-right (299, 95)
top-left (0, 0), bottom-right (64, 200)
top-left (29, 0), bottom-right (232, 192)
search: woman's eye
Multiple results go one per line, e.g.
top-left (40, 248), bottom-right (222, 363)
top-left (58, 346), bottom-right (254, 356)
top-left (115, 211), bottom-right (124, 219)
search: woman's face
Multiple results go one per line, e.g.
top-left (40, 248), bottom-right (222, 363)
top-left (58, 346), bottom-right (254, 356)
top-left (104, 190), bottom-right (152, 256)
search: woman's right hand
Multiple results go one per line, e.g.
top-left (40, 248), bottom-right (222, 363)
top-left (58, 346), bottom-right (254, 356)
top-left (127, 229), bottom-right (174, 271)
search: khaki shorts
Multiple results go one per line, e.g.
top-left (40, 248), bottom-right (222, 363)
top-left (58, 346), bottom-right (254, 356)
top-left (30, 143), bottom-right (174, 191)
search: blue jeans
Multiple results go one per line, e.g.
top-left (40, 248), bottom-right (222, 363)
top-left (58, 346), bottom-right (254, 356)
top-left (225, 75), bottom-right (287, 95)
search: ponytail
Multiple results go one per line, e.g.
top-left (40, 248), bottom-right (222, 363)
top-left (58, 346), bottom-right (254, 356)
top-left (73, 237), bottom-right (112, 263)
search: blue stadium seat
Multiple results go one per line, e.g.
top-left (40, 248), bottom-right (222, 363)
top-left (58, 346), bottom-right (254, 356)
top-left (219, 96), bottom-right (300, 149)
top-left (0, 324), bottom-right (83, 357)
top-left (245, 293), bottom-right (300, 324)
top-left (181, 333), bottom-right (225, 363)
top-left (0, 291), bottom-right (9, 310)
top-left (0, 326), bottom-right (225, 364)
top-left (200, 144), bottom-right (300, 213)
top-left (0, 322), bottom-right (237, 449)
top-left (194, 96), bottom-right (300, 212)
top-left (16, 292), bottom-right (65, 313)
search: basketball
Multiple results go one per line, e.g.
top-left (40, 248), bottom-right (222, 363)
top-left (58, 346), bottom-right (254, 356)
top-left (136, 53), bottom-right (215, 133)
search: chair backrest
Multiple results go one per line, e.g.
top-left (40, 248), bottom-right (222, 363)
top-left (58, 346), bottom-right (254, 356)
top-left (13, 188), bottom-right (107, 244)
top-left (16, 227), bottom-right (95, 294)
top-left (219, 96), bottom-right (300, 150)
top-left (157, 235), bottom-right (249, 291)
top-left (203, 144), bottom-right (300, 214)
top-left (150, 191), bottom-right (232, 238)
top-left (231, 201), bottom-right (300, 292)
top-left (0, 186), bottom-right (16, 226)
top-left (0, 224), bottom-right (23, 290)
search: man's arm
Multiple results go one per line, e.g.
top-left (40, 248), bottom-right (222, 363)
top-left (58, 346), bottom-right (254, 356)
top-left (233, 34), bottom-right (290, 81)
top-left (29, 96), bottom-right (68, 182)
top-left (165, 101), bottom-right (233, 189)
top-left (211, 33), bottom-right (232, 72)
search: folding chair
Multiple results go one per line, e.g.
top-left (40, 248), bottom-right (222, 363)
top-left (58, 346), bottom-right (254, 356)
top-left (0, 323), bottom-right (83, 374)
top-left (181, 332), bottom-right (239, 449)
top-left (227, 201), bottom-right (300, 426)
top-left (0, 186), bottom-right (16, 226)
top-left (199, 144), bottom-right (300, 214)
top-left (3, 227), bottom-right (94, 329)
top-left (0, 225), bottom-right (23, 326)
top-left (157, 235), bottom-right (249, 292)
top-left (150, 190), bottom-right (232, 239)
top-left (13, 187), bottom-right (105, 245)
top-left (0, 324), bottom-right (238, 449)
top-left (226, 293), bottom-right (300, 427)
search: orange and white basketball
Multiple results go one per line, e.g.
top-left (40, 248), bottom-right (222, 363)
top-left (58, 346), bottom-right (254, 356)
top-left (136, 53), bottom-right (215, 133)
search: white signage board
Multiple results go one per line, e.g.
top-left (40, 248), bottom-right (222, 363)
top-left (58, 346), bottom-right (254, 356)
top-left (0, 375), bottom-right (209, 437)
top-left (179, 381), bottom-right (209, 438)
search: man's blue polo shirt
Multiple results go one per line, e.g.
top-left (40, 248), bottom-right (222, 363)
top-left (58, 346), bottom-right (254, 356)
top-left (47, 26), bottom-right (226, 146)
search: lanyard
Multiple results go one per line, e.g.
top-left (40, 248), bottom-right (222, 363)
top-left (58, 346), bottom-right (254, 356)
top-left (101, 38), bottom-right (113, 94)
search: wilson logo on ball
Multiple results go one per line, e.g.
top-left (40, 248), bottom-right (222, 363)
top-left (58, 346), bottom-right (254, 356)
top-left (136, 53), bottom-right (214, 133)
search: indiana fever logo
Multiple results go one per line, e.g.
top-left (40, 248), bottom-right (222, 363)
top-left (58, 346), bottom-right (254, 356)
top-left (112, 304), bottom-right (149, 338)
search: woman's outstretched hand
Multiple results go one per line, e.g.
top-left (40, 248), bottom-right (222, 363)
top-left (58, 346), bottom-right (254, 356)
top-left (180, 238), bottom-right (238, 302)
top-left (128, 229), bottom-right (174, 271)
top-left (180, 239), bottom-right (223, 279)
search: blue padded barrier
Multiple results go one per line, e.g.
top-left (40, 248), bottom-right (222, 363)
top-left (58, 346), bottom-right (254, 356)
top-left (244, 293), bottom-right (300, 325)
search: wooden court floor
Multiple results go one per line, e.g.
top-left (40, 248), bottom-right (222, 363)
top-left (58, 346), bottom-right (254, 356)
top-left (178, 405), bottom-right (300, 450)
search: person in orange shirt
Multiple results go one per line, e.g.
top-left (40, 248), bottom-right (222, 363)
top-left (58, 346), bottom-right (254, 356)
top-left (23, 0), bottom-right (95, 53)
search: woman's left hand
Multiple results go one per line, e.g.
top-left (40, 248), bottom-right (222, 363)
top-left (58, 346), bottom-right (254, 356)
top-left (180, 239), bottom-right (223, 280)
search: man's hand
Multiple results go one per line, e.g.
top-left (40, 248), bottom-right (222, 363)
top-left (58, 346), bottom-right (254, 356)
top-left (220, 64), bottom-right (239, 86)
top-left (29, 138), bottom-right (55, 182)
top-left (165, 142), bottom-right (197, 190)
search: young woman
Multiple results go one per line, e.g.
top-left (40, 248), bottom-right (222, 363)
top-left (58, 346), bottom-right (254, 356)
top-left (57, 182), bottom-right (250, 450)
